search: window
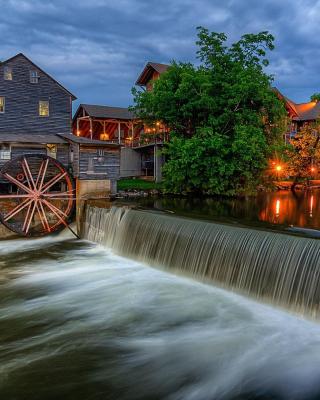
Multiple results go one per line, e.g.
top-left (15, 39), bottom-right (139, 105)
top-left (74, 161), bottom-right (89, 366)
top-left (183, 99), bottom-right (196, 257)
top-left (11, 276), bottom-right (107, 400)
top-left (0, 145), bottom-right (11, 160)
top-left (4, 66), bottom-right (12, 80)
top-left (30, 70), bottom-right (40, 83)
top-left (0, 97), bottom-right (5, 113)
top-left (39, 100), bottom-right (49, 117)
top-left (46, 144), bottom-right (57, 159)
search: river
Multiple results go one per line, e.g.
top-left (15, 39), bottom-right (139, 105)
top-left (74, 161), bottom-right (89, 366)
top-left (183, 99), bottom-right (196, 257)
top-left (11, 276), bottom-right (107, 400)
top-left (2, 231), bottom-right (320, 400)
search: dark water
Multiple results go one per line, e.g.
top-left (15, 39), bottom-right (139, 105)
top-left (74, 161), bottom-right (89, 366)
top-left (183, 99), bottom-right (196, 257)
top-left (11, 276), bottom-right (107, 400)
top-left (114, 190), bottom-right (320, 234)
top-left (2, 234), bottom-right (320, 399)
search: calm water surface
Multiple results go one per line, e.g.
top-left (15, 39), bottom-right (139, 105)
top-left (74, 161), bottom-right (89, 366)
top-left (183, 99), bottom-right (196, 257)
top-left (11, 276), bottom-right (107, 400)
top-left (115, 190), bottom-right (320, 234)
top-left (2, 233), bottom-right (320, 399)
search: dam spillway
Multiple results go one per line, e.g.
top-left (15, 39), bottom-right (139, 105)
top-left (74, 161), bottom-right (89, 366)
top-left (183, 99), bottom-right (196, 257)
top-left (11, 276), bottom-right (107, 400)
top-left (83, 206), bottom-right (320, 318)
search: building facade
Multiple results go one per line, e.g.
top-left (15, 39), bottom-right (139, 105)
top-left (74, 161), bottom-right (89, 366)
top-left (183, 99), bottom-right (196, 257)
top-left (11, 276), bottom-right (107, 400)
top-left (0, 53), bottom-right (120, 194)
top-left (72, 62), bottom-right (170, 182)
top-left (275, 88), bottom-right (320, 143)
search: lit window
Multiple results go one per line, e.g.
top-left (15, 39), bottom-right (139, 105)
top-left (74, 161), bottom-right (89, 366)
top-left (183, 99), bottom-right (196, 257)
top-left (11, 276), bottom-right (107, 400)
top-left (0, 97), bottom-right (5, 113)
top-left (39, 100), bottom-right (49, 117)
top-left (30, 70), bottom-right (40, 83)
top-left (4, 66), bottom-right (12, 80)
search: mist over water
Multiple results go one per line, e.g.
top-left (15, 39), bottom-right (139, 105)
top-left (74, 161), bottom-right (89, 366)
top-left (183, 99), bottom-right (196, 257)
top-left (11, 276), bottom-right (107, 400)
top-left (83, 206), bottom-right (320, 319)
top-left (1, 233), bottom-right (320, 399)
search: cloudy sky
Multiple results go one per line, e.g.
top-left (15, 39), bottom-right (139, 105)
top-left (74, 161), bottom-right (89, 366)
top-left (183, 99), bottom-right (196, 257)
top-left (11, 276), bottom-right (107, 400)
top-left (1, 0), bottom-right (320, 111)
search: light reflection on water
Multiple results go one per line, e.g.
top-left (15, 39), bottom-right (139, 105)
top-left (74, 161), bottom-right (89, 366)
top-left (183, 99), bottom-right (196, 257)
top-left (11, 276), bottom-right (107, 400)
top-left (1, 235), bottom-right (320, 399)
top-left (112, 190), bottom-right (320, 231)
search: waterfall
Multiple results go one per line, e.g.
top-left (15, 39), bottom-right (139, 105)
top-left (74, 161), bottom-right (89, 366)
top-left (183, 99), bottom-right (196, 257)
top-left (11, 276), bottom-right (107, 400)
top-left (83, 206), bottom-right (320, 318)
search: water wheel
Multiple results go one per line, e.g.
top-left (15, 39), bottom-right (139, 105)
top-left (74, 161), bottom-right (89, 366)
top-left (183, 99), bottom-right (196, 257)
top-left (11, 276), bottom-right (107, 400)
top-left (0, 154), bottom-right (75, 236)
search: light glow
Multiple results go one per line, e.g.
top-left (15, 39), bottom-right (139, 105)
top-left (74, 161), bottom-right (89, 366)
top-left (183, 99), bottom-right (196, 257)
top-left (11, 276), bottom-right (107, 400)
top-left (275, 199), bottom-right (280, 217)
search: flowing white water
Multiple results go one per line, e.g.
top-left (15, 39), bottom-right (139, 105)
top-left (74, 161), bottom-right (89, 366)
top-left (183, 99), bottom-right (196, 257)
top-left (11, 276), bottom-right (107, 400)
top-left (83, 206), bottom-right (320, 319)
top-left (1, 233), bottom-right (320, 399)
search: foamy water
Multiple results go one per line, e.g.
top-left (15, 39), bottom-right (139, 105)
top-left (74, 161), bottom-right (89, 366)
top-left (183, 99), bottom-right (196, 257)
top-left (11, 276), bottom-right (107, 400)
top-left (1, 235), bottom-right (320, 400)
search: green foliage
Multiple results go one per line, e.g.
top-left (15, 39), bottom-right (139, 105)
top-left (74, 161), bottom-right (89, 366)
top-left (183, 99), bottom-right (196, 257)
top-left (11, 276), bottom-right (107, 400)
top-left (311, 93), bottom-right (320, 102)
top-left (286, 124), bottom-right (320, 182)
top-left (162, 126), bottom-right (267, 195)
top-left (118, 178), bottom-right (162, 191)
top-left (132, 27), bottom-right (286, 195)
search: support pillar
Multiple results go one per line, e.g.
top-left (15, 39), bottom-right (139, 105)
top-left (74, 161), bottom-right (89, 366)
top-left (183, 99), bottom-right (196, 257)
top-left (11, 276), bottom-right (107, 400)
top-left (89, 118), bottom-right (93, 140)
top-left (131, 123), bottom-right (134, 147)
top-left (154, 144), bottom-right (163, 183)
top-left (118, 122), bottom-right (121, 145)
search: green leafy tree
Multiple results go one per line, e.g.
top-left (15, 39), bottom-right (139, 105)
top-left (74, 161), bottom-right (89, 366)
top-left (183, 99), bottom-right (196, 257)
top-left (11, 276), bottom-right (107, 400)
top-left (311, 93), bottom-right (320, 102)
top-left (132, 27), bottom-right (286, 195)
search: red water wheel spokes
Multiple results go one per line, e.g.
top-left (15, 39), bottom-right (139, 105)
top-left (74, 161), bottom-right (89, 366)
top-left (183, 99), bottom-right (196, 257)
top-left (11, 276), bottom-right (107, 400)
top-left (0, 154), bottom-right (75, 236)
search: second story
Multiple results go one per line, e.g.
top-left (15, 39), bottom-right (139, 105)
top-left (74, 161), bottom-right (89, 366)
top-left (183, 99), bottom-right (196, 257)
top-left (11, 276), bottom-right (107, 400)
top-left (0, 53), bottom-right (76, 135)
top-left (275, 88), bottom-right (320, 143)
top-left (136, 62), bottom-right (169, 91)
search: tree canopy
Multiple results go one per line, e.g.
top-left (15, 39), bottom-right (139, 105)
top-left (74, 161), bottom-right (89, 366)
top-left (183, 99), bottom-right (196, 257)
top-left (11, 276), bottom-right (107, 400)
top-left (132, 27), bottom-right (286, 195)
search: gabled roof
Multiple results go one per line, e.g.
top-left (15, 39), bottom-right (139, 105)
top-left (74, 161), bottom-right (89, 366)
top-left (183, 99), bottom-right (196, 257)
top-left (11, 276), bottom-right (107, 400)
top-left (73, 104), bottom-right (135, 120)
top-left (274, 88), bottom-right (320, 121)
top-left (293, 102), bottom-right (320, 121)
top-left (0, 53), bottom-right (77, 100)
top-left (135, 62), bottom-right (170, 86)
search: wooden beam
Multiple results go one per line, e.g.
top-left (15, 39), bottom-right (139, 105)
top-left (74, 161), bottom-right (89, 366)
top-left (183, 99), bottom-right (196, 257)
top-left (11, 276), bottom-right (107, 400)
top-left (131, 123), bottom-right (134, 147)
top-left (118, 122), bottom-right (121, 145)
top-left (90, 118), bottom-right (93, 140)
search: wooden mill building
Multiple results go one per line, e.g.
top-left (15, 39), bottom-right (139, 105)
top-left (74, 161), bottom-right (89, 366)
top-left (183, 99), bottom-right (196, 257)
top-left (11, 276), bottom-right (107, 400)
top-left (0, 53), bottom-right (120, 195)
top-left (275, 88), bottom-right (320, 143)
top-left (72, 62), bottom-right (170, 182)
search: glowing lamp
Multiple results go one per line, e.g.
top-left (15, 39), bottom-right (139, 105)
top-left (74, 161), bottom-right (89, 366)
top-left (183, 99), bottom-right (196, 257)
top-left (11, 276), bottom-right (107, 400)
top-left (311, 167), bottom-right (316, 173)
top-left (76, 130), bottom-right (80, 136)
top-left (276, 165), bottom-right (282, 172)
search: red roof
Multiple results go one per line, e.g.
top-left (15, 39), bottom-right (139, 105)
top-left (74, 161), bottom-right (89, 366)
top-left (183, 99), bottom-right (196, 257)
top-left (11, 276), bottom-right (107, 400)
top-left (135, 62), bottom-right (170, 86)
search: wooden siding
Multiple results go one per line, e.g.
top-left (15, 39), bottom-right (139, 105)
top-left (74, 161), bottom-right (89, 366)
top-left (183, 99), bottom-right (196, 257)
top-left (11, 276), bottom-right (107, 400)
top-left (78, 146), bottom-right (120, 180)
top-left (0, 144), bottom-right (71, 169)
top-left (0, 54), bottom-right (72, 135)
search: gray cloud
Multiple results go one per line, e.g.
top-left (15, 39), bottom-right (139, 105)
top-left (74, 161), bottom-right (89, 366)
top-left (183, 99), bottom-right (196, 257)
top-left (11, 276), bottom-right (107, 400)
top-left (1, 0), bottom-right (320, 110)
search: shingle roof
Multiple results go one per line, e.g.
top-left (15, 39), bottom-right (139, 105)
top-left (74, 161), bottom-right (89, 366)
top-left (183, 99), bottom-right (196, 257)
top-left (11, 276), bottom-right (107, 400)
top-left (59, 133), bottom-right (120, 147)
top-left (274, 88), bottom-right (320, 121)
top-left (149, 62), bottom-right (170, 74)
top-left (76, 104), bottom-right (134, 120)
top-left (293, 102), bottom-right (320, 121)
top-left (1, 53), bottom-right (77, 100)
top-left (0, 133), bottom-right (68, 144)
top-left (135, 62), bottom-right (170, 85)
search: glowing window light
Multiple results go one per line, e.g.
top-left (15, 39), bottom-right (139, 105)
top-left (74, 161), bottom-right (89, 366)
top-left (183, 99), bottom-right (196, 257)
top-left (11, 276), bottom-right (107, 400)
top-left (275, 199), bottom-right (280, 217)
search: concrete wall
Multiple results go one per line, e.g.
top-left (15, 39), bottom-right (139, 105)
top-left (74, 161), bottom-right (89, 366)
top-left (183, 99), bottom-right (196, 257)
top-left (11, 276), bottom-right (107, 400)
top-left (120, 147), bottom-right (141, 177)
top-left (76, 178), bottom-right (113, 234)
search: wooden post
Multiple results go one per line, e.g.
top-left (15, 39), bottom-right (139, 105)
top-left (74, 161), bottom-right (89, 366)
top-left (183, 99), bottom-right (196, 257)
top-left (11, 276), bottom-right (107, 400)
top-left (90, 118), bottom-right (93, 140)
top-left (118, 122), bottom-right (121, 145)
top-left (76, 118), bottom-right (79, 135)
top-left (131, 123), bottom-right (134, 147)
